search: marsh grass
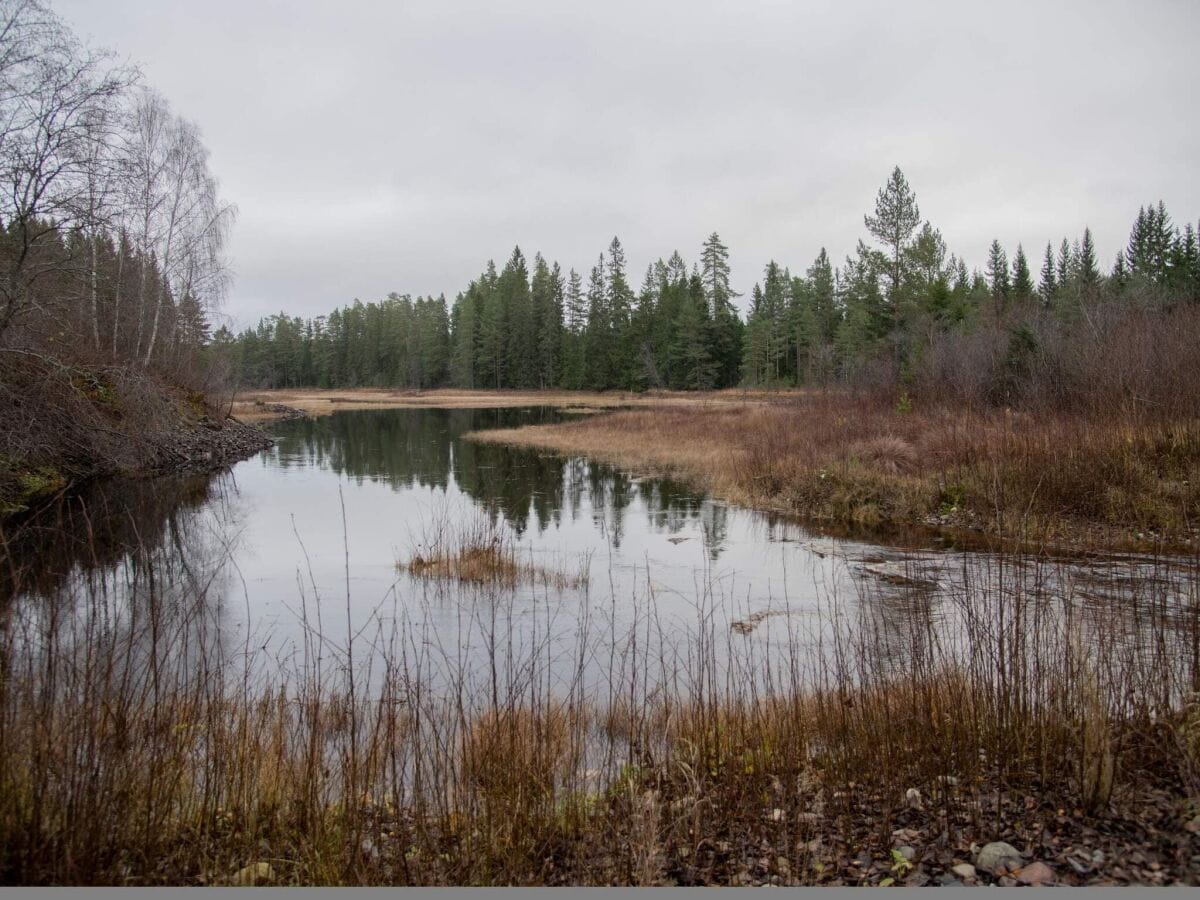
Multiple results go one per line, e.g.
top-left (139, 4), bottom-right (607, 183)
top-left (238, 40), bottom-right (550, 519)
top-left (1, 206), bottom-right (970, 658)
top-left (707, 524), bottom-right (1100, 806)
top-left (468, 395), bottom-right (1200, 551)
top-left (399, 512), bottom-right (588, 590)
top-left (0, 514), bottom-right (1198, 885)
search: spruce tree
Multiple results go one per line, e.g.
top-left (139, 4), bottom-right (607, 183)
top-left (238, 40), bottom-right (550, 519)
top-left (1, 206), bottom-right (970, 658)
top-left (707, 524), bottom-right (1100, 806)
top-left (1039, 241), bottom-right (1057, 305)
top-left (1011, 244), bottom-right (1034, 302)
top-left (583, 256), bottom-right (610, 389)
top-left (1078, 228), bottom-right (1100, 290)
top-left (986, 239), bottom-right (1010, 314)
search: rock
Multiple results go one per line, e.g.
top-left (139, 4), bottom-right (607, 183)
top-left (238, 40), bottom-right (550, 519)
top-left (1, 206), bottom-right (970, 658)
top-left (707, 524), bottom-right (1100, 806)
top-left (977, 841), bottom-right (1023, 875)
top-left (905, 787), bottom-right (923, 809)
top-left (230, 862), bottom-right (275, 886)
top-left (1017, 861), bottom-right (1056, 886)
top-left (951, 863), bottom-right (977, 880)
top-left (896, 846), bottom-right (916, 862)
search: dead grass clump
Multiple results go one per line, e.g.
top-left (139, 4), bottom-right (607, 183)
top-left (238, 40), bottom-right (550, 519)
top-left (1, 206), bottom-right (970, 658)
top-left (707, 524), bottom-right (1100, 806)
top-left (844, 435), bottom-right (919, 475)
top-left (400, 513), bottom-right (587, 589)
top-left (461, 705), bottom-right (575, 799)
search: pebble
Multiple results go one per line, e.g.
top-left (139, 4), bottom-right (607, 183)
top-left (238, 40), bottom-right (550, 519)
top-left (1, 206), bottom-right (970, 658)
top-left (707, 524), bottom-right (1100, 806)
top-left (977, 841), bottom-right (1023, 875)
top-left (230, 862), bottom-right (275, 886)
top-left (951, 863), bottom-right (977, 880)
top-left (1018, 861), bottom-right (1056, 886)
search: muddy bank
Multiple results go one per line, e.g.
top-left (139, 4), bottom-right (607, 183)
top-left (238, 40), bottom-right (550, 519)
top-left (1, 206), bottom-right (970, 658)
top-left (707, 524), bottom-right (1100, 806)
top-left (0, 363), bottom-right (272, 519)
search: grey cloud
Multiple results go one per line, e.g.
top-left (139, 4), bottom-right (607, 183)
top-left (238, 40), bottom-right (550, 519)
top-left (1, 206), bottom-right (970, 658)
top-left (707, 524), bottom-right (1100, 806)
top-left (59, 0), bottom-right (1200, 326)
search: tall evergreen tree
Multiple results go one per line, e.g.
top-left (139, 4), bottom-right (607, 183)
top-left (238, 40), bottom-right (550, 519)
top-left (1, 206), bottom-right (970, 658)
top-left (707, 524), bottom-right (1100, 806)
top-left (1078, 228), bottom-right (1100, 290)
top-left (986, 239), bottom-right (1010, 315)
top-left (864, 166), bottom-right (921, 301)
top-left (1039, 241), bottom-right (1057, 304)
top-left (1011, 244), bottom-right (1034, 302)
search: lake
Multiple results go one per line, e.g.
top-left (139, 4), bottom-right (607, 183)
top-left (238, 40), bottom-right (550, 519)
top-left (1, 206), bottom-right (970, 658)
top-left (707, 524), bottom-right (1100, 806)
top-left (3, 406), bottom-right (1194, 702)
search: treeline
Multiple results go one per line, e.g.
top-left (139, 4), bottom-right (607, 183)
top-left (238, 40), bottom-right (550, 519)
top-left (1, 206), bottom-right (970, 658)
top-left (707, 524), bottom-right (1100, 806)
top-left (741, 168), bottom-right (1200, 402)
top-left (230, 167), bottom-right (1200, 406)
top-left (0, 0), bottom-right (233, 381)
top-left (226, 234), bottom-right (745, 392)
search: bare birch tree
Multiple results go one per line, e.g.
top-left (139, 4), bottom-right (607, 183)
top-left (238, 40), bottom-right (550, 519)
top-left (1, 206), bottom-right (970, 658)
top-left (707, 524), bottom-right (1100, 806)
top-left (0, 0), bottom-right (134, 339)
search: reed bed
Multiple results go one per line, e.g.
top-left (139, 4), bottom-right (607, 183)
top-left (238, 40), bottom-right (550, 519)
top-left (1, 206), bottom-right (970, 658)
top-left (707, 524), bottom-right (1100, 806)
top-left (468, 394), bottom-right (1200, 551)
top-left (0, 525), bottom-right (1197, 885)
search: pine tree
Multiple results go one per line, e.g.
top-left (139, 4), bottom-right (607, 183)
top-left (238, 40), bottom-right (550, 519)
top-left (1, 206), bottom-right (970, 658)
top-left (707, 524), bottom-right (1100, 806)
top-left (700, 232), bottom-right (735, 316)
top-left (864, 166), bottom-right (921, 301)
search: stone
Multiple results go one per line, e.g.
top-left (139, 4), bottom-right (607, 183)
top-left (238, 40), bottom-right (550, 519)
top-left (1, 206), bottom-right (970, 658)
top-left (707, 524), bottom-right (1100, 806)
top-left (1017, 861), bottom-right (1056, 886)
top-left (951, 863), bottom-right (977, 880)
top-left (230, 862), bottom-right (275, 886)
top-left (896, 846), bottom-right (917, 862)
top-left (976, 841), bottom-right (1023, 875)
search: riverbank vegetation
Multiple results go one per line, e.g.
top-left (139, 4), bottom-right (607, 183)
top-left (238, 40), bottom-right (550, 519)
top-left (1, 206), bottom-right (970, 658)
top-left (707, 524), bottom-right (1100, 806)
top-left (0, 0), bottom-right (259, 517)
top-left (1, 518), bottom-right (1196, 885)
top-left (469, 388), bottom-right (1200, 552)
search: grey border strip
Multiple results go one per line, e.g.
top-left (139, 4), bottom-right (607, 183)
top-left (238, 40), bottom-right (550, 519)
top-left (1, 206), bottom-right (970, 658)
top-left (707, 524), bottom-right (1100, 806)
top-left (2, 889), bottom-right (1198, 898)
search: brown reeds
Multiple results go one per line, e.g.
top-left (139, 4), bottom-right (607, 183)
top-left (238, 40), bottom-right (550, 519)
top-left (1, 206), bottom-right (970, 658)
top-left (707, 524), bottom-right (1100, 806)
top-left (399, 512), bottom-right (588, 589)
top-left (0, 517), bottom-right (1197, 885)
top-left (468, 394), bottom-right (1200, 551)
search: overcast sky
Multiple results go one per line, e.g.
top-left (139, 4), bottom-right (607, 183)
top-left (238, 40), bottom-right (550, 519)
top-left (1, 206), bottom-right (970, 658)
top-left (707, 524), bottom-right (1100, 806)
top-left (59, 0), bottom-right (1200, 327)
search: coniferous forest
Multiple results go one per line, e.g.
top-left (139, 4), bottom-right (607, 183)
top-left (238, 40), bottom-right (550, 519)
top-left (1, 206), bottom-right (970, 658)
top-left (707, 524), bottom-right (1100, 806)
top-left (227, 167), bottom-right (1200, 405)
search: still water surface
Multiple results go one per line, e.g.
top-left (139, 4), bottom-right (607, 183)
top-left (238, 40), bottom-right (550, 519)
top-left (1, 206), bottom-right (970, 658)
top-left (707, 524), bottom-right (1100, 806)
top-left (5, 407), bottom-right (1191, 694)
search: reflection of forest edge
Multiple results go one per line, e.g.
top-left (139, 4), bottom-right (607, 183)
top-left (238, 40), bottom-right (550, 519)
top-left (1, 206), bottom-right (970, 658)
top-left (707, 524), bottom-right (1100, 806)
top-left (3, 407), bottom-right (736, 602)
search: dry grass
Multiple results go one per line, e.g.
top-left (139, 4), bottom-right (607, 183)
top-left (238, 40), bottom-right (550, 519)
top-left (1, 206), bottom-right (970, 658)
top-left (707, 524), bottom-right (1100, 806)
top-left (0, 519), bottom-right (1198, 885)
top-left (229, 387), bottom-right (799, 423)
top-left (399, 512), bottom-right (587, 589)
top-left (467, 393), bottom-right (1200, 551)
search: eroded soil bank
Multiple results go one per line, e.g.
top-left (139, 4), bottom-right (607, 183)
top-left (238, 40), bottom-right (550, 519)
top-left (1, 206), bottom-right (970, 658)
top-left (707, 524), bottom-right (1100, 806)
top-left (1, 364), bottom-right (271, 519)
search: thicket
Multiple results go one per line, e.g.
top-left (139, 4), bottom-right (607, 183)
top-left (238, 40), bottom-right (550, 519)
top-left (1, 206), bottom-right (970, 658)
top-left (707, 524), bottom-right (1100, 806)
top-left (0, 0), bottom-right (237, 513)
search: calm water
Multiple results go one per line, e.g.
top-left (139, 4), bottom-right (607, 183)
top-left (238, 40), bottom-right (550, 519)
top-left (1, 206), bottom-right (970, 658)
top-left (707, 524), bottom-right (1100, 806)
top-left (4, 406), bottom-right (1194, 695)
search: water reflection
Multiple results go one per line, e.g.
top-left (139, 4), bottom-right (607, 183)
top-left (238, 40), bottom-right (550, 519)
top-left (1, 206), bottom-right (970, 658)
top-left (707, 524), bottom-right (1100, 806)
top-left (264, 407), bottom-right (728, 552)
top-left (3, 407), bottom-right (1196, 706)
